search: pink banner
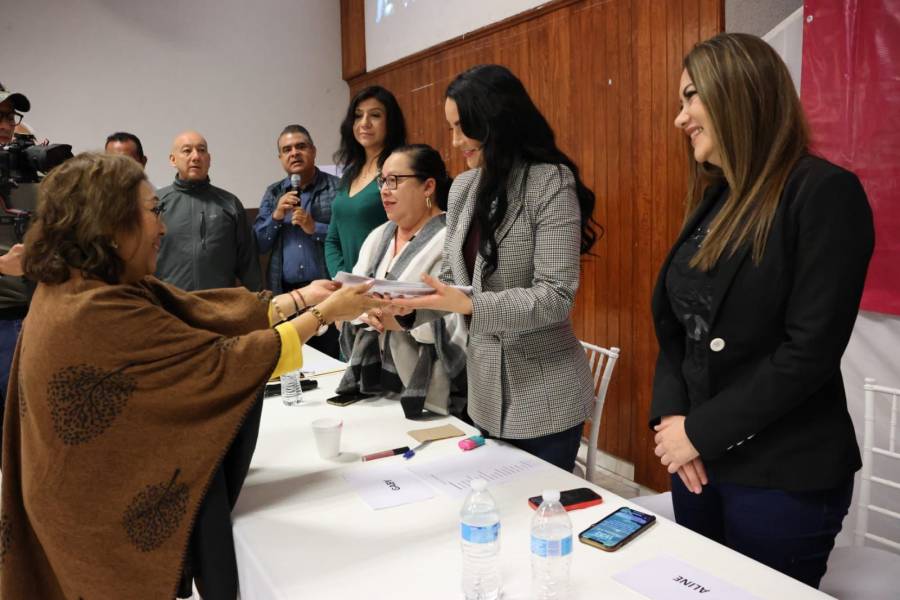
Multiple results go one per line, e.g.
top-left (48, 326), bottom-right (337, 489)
top-left (801, 0), bottom-right (900, 315)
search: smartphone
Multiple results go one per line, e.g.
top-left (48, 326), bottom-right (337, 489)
top-left (528, 487), bottom-right (603, 511)
top-left (264, 379), bottom-right (318, 398)
top-left (326, 392), bottom-right (369, 407)
top-left (578, 506), bottom-right (656, 552)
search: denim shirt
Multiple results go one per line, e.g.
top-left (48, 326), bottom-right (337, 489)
top-left (254, 168), bottom-right (339, 293)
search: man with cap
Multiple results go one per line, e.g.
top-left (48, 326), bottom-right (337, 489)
top-left (0, 86), bottom-right (31, 431)
top-left (254, 124), bottom-right (340, 357)
top-left (155, 129), bottom-right (262, 292)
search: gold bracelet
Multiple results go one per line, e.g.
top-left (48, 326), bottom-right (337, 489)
top-left (271, 299), bottom-right (289, 324)
top-left (309, 306), bottom-right (328, 328)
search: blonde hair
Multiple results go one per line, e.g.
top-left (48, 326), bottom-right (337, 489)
top-left (24, 152), bottom-right (145, 284)
top-left (683, 33), bottom-right (809, 270)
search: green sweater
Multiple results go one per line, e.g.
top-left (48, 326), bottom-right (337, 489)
top-left (324, 179), bottom-right (387, 277)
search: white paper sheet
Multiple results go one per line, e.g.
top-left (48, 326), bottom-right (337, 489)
top-left (407, 442), bottom-right (549, 498)
top-left (335, 271), bottom-right (473, 297)
top-left (613, 555), bottom-right (763, 600)
top-left (342, 463), bottom-right (435, 510)
top-left (298, 350), bottom-right (347, 376)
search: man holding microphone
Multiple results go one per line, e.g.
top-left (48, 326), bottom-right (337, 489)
top-left (255, 124), bottom-right (340, 357)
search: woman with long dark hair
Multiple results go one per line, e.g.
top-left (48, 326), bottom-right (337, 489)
top-left (651, 33), bottom-right (873, 587)
top-left (325, 85), bottom-right (407, 277)
top-left (392, 65), bottom-right (599, 471)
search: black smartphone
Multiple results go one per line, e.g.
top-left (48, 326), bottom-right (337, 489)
top-left (326, 392), bottom-right (369, 407)
top-left (528, 487), bottom-right (603, 511)
top-left (264, 379), bottom-right (318, 398)
top-left (578, 506), bottom-right (656, 552)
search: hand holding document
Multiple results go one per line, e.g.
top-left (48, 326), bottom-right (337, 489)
top-left (335, 271), bottom-right (473, 298)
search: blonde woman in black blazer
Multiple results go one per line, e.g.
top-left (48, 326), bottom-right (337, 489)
top-left (651, 33), bottom-right (874, 588)
top-left (392, 65), bottom-right (599, 471)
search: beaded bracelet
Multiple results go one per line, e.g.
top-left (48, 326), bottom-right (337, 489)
top-left (271, 299), bottom-right (289, 324)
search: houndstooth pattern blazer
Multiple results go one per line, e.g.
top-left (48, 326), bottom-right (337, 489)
top-left (419, 163), bottom-right (595, 439)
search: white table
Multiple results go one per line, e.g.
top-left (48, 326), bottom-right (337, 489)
top-left (232, 347), bottom-right (835, 600)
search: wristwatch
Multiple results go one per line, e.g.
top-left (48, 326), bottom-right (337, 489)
top-left (309, 306), bottom-right (329, 336)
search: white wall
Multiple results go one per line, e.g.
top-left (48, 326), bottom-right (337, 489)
top-left (364, 0), bottom-right (546, 71)
top-left (0, 0), bottom-right (347, 208)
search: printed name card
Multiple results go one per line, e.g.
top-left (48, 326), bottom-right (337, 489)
top-left (613, 555), bottom-right (763, 600)
top-left (342, 464), bottom-right (434, 510)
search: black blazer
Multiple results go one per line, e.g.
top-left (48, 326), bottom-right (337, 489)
top-left (650, 155), bottom-right (874, 491)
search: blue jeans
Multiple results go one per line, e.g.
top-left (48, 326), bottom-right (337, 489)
top-left (671, 472), bottom-right (853, 588)
top-left (498, 422), bottom-right (584, 472)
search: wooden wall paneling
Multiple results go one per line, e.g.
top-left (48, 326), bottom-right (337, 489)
top-left (628, 0), bottom-right (656, 488)
top-left (342, 0), bottom-right (723, 491)
top-left (609, 0), bottom-right (636, 476)
top-left (340, 0), bottom-right (366, 80)
top-left (570, 0), bottom-right (603, 454)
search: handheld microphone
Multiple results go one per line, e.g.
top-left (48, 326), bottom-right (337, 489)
top-left (290, 173), bottom-right (301, 193)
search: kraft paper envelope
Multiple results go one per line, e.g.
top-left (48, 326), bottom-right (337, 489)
top-left (407, 424), bottom-right (466, 443)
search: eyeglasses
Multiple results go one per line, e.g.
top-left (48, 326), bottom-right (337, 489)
top-left (0, 111), bottom-right (24, 125)
top-left (376, 173), bottom-right (421, 191)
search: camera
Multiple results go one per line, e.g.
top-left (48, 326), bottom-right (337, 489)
top-left (0, 133), bottom-right (73, 246)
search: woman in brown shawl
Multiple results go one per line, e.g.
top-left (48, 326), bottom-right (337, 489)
top-left (0, 152), bottom-right (379, 599)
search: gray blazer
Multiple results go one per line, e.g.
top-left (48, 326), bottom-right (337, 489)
top-left (416, 163), bottom-right (594, 438)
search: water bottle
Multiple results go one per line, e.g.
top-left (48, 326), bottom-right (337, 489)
top-left (281, 369), bottom-right (303, 406)
top-left (460, 478), bottom-right (502, 600)
top-left (531, 490), bottom-right (573, 600)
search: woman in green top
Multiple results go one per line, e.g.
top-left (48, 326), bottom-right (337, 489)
top-left (325, 86), bottom-right (407, 276)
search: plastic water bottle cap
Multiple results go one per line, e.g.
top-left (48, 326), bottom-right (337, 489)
top-left (470, 478), bottom-right (487, 491)
top-left (542, 490), bottom-right (560, 502)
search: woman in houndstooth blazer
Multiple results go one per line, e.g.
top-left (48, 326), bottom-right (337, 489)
top-left (393, 65), bottom-right (600, 471)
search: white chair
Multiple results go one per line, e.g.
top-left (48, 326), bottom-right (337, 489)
top-left (820, 378), bottom-right (900, 600)
top-left (573, 342), bottom-right (620, 484)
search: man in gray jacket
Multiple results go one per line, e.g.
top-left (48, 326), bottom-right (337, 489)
top-left (156, 130), bottom-right (262, 291)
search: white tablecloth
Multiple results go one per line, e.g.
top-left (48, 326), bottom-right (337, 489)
top-left (232, 347), bottom-right (835, 600)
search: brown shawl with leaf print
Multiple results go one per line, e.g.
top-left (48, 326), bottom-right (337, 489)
top-left (0, 274), bottom-right (281, 599)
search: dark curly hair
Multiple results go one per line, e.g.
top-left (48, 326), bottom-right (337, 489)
top-left (333, 85), bottom-right (407, 189)
top-left (23, 152), bottom-right (145, 285)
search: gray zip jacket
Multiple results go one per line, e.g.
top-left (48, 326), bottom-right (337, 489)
top-left (155, 177), bottom-right (262, 291)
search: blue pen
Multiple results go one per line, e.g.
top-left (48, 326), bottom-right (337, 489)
top-left (403, 440), bottom-right (431, 460)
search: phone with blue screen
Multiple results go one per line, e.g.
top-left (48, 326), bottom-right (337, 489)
top-left (578, 506), bottom-right (656, 552)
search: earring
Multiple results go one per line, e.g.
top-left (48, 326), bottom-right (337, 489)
top-left (425, 196), bottom-right (432, 209)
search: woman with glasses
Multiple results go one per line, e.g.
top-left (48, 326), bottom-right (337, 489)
top-left (650, 34), bottom-right (873, 587)
top-left (325, 85), bottom-right (407, 278)
top-left (0, 152), bottom-right (381, 599)
top-left (390, 65), bottom-right (599, 471)
top-left (336, 144), bottom-right (467, 418)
